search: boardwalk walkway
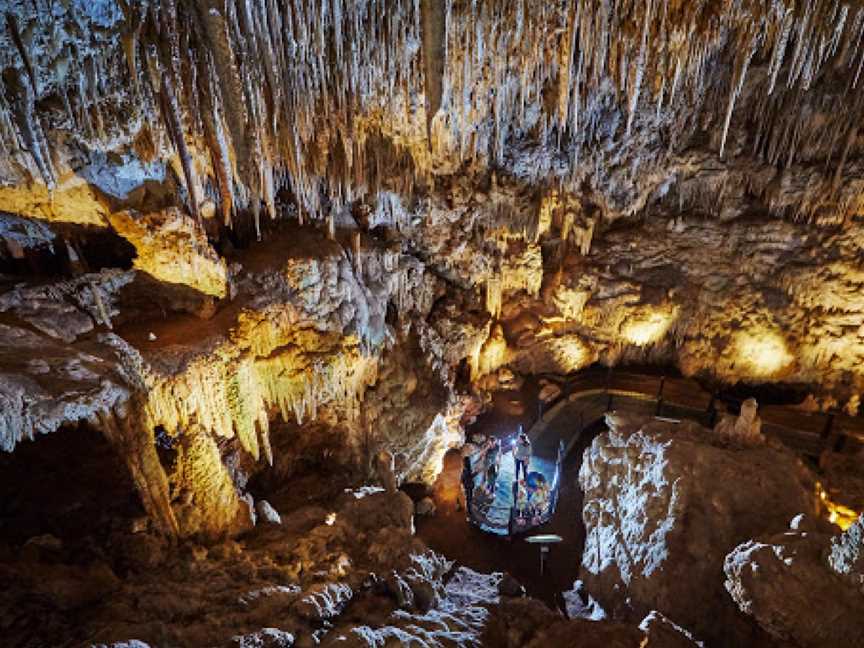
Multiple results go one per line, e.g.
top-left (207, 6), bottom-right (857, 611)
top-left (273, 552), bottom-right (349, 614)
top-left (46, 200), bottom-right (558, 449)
top-left (466, 367), bottom-right (864, 536)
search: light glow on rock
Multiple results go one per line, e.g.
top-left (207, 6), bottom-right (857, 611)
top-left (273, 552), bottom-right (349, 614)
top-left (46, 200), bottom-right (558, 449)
top-left (733, 329), bottom-right (794, 378)
top-left (471, 324), bottom-right (509, 379)
top-left (621, 307), bottom-right (678, 346)
top-left (816, 481), bottom-right (859, 531)
top-left (550, 335), bottom-right (590, 373)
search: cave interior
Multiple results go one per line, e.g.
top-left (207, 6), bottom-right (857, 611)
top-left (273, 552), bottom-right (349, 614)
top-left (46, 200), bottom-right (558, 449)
top-left (1, 2), bottom-right (864, 647)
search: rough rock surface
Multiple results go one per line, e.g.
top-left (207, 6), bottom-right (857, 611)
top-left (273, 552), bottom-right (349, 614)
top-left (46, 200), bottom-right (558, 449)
top-left (0, 225), bottom-right (458, 539)
top-left (579, 411), bottom-right (817, 646)
top-left (482, 597), bottom-right (643, 648)
top-left (3, 0), bottom-right (864, 545)
top-left (724, 514), bottom-right (864, 647)
top-left (0, 490), bottom-right (444, 647)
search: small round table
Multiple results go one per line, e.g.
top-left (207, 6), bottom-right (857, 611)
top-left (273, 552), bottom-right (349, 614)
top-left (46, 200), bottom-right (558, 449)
top-left (525, 534), bottom-right (563, 575)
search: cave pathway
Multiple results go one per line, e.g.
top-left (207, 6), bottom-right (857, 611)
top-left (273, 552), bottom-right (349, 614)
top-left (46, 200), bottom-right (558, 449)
top-left (418, 368), bottom-right (864, 610)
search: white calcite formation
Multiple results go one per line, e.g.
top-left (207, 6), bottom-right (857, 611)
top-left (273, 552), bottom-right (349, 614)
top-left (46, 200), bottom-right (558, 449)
top-left (579, 411), bottom-right (817, 647)
top-left (724, 514), bottom-right (864, 647)
top-left (0, 226), bottom-right (453, 539)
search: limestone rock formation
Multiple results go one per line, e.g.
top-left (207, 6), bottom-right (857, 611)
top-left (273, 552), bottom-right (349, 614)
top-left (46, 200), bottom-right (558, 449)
top-left (579, 411), bottom-right (817, 646)
top-left (713, 397), bottom-right (766, 446)
top-left (724, 514), bottom-right (864, 647)
top-left (3, 1), bottom-right (864, 644)
top-left (1, 489), bottom-right (454, 647)
top-left (373, 450), bottom-right (398, 494)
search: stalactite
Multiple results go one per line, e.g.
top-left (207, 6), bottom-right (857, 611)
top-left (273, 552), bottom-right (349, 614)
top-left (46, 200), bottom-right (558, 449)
top-left (198, 54), bottom-right (236, 227)
top-left (6, 0), bottom-right (864, 233)
top-left (421, 0), bottom-right (446, 147)
top-left (3, 67), bottom-right (55, 187)
top-left (160, 71), bottom-right (202, 222)
top-left (5, 11), bottom-right (37, 94)
top-left (485, 275), bottom-right (502, 320)
top-left (720, 31), bottom-right (756, 159)
top-left (625, 0), bottom-right (653, 137)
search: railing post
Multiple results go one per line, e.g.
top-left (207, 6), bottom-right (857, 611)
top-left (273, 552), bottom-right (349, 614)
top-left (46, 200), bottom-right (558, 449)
top-left (821, 413), bottom-right (835, 439)
top-left (655, 375), bottom-right (665, 416)
top-left (707, 391), bottom-right (719, 427)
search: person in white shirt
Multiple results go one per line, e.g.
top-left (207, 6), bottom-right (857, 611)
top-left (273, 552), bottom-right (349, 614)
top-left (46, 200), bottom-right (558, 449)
top-left (512, 427), bottom-right (532, 482)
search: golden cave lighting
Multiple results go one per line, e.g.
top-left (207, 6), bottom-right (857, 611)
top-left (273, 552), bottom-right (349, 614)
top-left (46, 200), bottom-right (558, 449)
top-left (733, 329), bottom-right (794, 378)
top-left (471, 324), bottom-right (509, 379)
top-left (816, 481), bottom-right (859, 531)
top-left (550, 336), bottom-right (590, 373)
top-left (621, 307), bottom-right (678, 346)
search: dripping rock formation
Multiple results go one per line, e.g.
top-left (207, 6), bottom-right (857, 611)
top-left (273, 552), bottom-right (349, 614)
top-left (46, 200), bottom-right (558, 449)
top-left (2, 1), bottom-right (864, 646)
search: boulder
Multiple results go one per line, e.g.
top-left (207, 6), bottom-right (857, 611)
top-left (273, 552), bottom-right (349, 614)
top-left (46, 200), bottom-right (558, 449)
top-left (483, 597), bottom-right (643, 648)
top-left (229, 628), bottom-right (295, 648)
top-left (256, 500), bottom-right (283, 525)
top-left (497, 573), bottom-right (526, 598)
top-left (339, 490), bottom-right (415, 536)
top-left (562, 580), bottom-right (605, 620)
top-left (407, 577), bottom-right (438, 613)
top-left (579, 412), bottom-right (816, 646)
top-left (724, 515), bottom-right (864, 647)
top-left (537, 380), bottom-right (562, 404)
top-left (293, 583), bottom-right (353, 621)
top-left (383, 571), bottom-right (414, 608)
top-left (415, 497), bottom-right (436, 516)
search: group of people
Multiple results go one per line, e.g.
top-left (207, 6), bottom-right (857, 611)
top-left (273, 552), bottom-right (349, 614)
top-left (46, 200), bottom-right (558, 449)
top-left (511, 475), bottom-right (550, 519)
top-left (461, 426), bottom-right (540, 523)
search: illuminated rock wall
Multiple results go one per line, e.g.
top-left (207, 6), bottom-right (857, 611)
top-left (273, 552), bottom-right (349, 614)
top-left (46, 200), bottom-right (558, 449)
top-left (3, 0), bottom-right (864, 535)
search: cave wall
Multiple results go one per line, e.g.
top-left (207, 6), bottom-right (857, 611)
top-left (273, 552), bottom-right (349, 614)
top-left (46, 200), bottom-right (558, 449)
top-left (2, 0), bottom-right (864, 536)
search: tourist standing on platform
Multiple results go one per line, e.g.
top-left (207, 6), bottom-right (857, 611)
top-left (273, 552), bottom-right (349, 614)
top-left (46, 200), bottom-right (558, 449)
top-left (483, 437), bottom-right (501, 495)
top-left (513, 427), bottom-right (532, 481)
top-left (461, 454), bottom-right (476, 518)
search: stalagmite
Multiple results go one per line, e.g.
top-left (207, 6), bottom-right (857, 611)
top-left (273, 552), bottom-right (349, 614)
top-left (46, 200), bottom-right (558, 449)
top-left (89, 281), bottom-right (113, 330)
